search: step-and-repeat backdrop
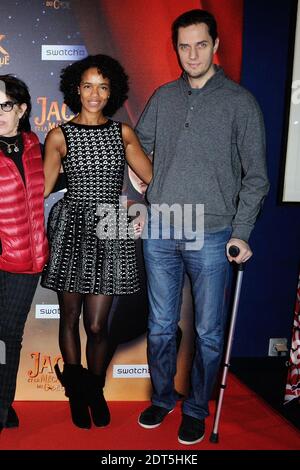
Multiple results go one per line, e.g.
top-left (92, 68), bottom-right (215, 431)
top-left (0, 0), bottom-right (243, 400)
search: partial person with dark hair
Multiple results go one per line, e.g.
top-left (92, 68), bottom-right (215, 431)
top-left (41, 54), bottom-right (152, 429)
top-left (136, 9), bottom-right (269, 444)
top-left (0, 75), bottom-right (48, 432)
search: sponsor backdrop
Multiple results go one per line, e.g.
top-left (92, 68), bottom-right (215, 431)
top-left (0, 0), bottom-right (243, 400)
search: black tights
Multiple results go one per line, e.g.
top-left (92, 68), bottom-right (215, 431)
top-left (57, 292), bottom-right (113, 376)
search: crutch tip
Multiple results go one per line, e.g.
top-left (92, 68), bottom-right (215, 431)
top-left (209, 432), bottom-right (219, 443)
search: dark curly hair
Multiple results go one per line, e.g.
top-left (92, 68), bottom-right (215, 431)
top-left (60, 54), bottom-right (129, 116)
top-left (0, 74), bottom-right (32, 132)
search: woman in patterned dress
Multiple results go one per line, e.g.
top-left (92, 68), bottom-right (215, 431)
top-left (42, 55), bottom-right (152, 429)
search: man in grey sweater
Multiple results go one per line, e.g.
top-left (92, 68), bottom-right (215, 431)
top-left (136, 9), bottom-right (269, 445)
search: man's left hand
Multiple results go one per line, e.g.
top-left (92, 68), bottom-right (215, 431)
top-left (226, 238), bottom-right (253, 264)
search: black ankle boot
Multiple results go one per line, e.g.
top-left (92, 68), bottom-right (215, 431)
top-left (55, 363), bottom-right (91, 429)
top-left (87, 371), bottom-right (110, 427)
top-left (5, 406), bottom-right (19, 428)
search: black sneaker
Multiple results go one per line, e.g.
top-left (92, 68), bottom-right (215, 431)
top-left (138, 405), bottom-right (173, 429)
top-left (178, 414), bottom-right (205, 445)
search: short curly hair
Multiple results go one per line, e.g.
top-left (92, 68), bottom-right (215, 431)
top-left (60, 54), bottom-right (129, 116)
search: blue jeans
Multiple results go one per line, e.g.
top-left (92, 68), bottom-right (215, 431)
top-left (143, 218), bottom-right (232, 420)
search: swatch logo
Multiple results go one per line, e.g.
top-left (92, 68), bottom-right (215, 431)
top-left (41, 45), bottom-right (87, 61)
top-left (35, 304), bottom-right (60, 319)
top-left (113, 364), bottom-right (150, 378)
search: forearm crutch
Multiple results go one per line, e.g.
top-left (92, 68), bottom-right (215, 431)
top-left (210, 245), bottom-right (244, 443)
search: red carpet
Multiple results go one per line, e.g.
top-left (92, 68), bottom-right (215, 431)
top-left (0, 374), bottom-right (299, 450)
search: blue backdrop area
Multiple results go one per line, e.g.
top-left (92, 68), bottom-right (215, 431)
top-left (233, 0), bottom-right (300, 356)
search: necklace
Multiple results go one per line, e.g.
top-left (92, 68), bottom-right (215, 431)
top-left (0, 138), bottom-right (20, 154)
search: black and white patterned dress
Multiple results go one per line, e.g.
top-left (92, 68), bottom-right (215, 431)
top-left (41, 120), bottom-right (140, 295)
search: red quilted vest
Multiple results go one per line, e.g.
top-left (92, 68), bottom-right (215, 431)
top-left (0, 131), bottom-right (48, 273)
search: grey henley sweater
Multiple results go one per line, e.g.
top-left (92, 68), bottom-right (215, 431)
top-left (135, 66), bottom-right (269, 242)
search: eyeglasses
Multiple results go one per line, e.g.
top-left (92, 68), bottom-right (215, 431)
top-left (0, 101), bottom-right (17, 112)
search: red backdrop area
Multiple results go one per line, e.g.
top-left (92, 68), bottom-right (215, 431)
top-left (75, 0), bottom-right (244, 123)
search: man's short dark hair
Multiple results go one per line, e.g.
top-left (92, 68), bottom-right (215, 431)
top-left (172, 9), bottom-right (218, 49)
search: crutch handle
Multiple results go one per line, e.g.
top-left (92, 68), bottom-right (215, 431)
top-left (228, 245), bottom-right (244, 271)
top-left (228, 245), bottom-right (240, 257)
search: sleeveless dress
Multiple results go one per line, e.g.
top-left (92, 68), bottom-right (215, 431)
top-left (41, 120), bottom-right (140, 295)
